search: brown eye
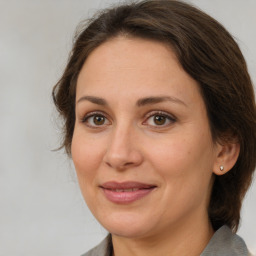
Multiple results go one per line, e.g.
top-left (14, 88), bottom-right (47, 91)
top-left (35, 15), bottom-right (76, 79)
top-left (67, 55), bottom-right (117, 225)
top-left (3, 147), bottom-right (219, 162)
top-left (82, 113), bottom-right (110, 127)
top-left (93, 115), bottom-right (105, 125)
top-left (144, 112), bottom-right (176, 128)
top-left (154, 115), bottom-right (166, 125)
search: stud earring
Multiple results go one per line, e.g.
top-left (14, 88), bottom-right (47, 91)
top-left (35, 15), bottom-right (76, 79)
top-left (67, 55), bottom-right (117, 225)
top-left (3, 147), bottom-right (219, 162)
top-left (220, 165), bottom-right (224, 171)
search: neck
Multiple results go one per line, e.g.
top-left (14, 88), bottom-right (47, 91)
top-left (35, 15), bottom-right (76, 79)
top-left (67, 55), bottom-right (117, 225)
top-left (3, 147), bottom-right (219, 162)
top-left (111, 214), bottom-right (214, 256)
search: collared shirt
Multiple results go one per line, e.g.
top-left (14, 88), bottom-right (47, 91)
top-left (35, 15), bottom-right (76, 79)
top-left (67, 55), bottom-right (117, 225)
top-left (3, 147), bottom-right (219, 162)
top-left (81, 225), bottom-right (252, 256)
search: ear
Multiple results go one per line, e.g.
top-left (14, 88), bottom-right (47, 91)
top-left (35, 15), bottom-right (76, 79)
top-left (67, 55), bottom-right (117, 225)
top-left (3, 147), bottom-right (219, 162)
top-left (213, 141), bottom-right (240, 176)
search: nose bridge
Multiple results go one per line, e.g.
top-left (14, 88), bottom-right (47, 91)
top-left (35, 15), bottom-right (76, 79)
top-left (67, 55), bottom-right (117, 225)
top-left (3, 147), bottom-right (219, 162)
top-left (104, 120), bottom-right (142, 169)
top-left (111, 122), bottom-right (132, 151)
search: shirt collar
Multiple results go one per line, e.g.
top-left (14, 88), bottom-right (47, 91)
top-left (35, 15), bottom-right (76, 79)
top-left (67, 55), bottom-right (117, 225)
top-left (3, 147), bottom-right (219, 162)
top-left (200, 225), bottom-right (249, 256)
top-left (83, 226), bottom-right (249, 256)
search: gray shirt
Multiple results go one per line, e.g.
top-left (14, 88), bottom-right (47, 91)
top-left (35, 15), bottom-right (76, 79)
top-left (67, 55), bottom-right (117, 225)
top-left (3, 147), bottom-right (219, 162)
top-left (82, 225), bottom-right (251, 256)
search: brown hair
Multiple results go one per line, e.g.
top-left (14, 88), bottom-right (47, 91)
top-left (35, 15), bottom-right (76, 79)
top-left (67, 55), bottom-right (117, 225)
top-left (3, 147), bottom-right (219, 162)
top-left (52, 0), bottom-right (256, 232)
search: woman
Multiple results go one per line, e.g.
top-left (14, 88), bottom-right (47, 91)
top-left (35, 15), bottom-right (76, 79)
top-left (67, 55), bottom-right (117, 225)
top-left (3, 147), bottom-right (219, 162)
top-left (52, 0), bottom-right (256, 255)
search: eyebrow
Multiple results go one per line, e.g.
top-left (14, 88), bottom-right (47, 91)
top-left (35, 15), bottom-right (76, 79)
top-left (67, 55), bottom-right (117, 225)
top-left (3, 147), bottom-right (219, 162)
top-left (76, 96), bottom-right (107, 105)
top-left (136, 96), bottom-right (187, 107)
top-left (76, 95), bottom-right (187, 107)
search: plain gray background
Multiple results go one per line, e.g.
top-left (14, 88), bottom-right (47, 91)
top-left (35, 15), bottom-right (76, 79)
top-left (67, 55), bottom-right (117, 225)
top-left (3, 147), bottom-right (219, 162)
top-left (0, 0), bottom-right (255, 255)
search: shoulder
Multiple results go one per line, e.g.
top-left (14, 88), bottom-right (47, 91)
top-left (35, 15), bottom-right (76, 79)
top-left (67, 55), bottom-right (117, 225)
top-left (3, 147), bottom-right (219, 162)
top-left (201, 225), bottom-right (251, 256)
top-left (81, 235), bottom-right (112, 256)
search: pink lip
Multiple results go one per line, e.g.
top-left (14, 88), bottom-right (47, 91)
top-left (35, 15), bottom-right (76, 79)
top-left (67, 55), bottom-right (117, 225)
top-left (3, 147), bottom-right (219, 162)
top-left (100, 181), bottom-right (156, 204)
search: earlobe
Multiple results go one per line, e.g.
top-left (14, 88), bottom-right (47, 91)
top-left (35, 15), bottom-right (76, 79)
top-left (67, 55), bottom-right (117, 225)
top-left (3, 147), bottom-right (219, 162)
top-left (213, 141), bottom-right (240, 176)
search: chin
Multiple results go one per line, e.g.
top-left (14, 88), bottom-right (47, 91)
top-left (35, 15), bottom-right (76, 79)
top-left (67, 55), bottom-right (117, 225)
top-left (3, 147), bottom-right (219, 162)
top-left (96, 210), bottom-right (156, 238)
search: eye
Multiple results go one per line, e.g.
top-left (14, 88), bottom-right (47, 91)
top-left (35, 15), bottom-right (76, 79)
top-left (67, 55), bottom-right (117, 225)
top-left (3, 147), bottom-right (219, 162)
top-left (144, 111), bottom-right (176, 127)
top-left (82, 112), bottom-right (111, 127)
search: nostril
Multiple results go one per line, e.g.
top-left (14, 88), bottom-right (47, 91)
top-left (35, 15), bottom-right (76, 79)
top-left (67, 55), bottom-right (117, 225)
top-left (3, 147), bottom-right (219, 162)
top-left (103, 142), bottom-right (144, 169)
top-left (124, 162), bottom-right (134, 166)
top-left (105, 160), bottom-right (135, 169)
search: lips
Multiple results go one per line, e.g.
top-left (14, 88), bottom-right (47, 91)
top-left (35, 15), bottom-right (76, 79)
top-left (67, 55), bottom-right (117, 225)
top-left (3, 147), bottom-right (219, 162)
top-left (100, 181), bottom-right (156, 204)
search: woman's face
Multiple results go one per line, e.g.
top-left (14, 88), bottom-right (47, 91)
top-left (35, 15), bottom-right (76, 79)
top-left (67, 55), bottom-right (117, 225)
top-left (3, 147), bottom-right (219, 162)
top-left (72, 37), bottom-right (220, 239)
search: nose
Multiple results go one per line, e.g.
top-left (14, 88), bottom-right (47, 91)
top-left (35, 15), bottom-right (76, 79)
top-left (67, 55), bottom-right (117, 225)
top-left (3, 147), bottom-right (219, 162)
top-left (103, 125), bottom-right (143, 170)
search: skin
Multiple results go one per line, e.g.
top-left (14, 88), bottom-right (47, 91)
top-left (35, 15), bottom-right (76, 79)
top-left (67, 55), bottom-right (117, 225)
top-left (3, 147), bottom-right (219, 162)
top-left (71, 37), bottom-right (239, 256)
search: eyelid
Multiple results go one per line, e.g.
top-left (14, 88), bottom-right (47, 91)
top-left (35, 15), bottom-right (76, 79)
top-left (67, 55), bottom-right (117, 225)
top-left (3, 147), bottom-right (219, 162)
top-left (81, 111), bottom-right (111, 127)
top-left (144, 110), bottom-right (176, 119)
top-left (143, 110), bottom-right (177, 127)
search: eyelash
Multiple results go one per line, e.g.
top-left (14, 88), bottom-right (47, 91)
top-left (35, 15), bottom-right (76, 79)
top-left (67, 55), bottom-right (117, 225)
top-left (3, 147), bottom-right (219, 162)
top-left (81, 110), bottom-right (176, 129)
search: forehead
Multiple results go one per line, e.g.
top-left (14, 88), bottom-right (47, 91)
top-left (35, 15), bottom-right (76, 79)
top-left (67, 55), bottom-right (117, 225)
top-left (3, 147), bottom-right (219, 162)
top-left (76, 36), bottom-right (201, 106)
top-left (78, 36), bottom-right (180, 81)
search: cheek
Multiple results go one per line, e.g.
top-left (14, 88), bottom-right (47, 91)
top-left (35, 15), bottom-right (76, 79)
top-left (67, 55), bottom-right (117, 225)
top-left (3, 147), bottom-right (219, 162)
top-left (144, 137), bottom-right (193, 173)
top-left (146, 134), bottom-right (214, 213)
top-left (144, 129), bottom-right (215, 181)
top-left (71, 132), bottom-right (106, 211)
top-left (71, 132), bottom-right (103, 184)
